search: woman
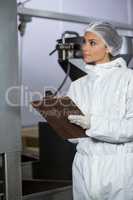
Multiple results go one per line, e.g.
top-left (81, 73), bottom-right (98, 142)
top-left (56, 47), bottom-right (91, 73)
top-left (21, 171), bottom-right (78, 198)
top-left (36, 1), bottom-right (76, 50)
top-left (67, 21), bottom-right (133, 200)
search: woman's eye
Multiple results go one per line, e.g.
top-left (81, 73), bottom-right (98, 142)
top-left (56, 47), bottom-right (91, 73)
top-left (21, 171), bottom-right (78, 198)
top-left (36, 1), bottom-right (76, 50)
top-left (82, 39), bottom-right (97, 46)
top-left (90, 40), bottom-right (96, 46)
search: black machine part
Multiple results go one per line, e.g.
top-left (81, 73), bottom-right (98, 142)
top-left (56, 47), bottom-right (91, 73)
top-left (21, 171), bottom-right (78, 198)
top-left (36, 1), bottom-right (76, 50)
top-left (51, 36), bottom-right (86, 84)
top-left (49, 35), bottom-right (86, 94)
top-left (56, 36), bottom-right (83, 61)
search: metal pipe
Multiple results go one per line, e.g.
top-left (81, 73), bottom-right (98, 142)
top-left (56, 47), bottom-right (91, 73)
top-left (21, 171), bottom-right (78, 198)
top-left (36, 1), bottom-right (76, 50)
top-left (18, 5), bottom-right (133, 28)
top-left (17, 6), bottom-right (133, 36)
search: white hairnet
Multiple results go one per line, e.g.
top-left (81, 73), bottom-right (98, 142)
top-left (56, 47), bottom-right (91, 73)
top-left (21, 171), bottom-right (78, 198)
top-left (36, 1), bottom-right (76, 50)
top-left (85, 21), bottom-right (122, 56)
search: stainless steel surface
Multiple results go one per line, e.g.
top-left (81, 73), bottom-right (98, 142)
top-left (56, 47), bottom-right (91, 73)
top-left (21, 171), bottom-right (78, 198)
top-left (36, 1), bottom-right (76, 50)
top-left (0, 0), bottom-right (22, 199)
top-left (120, 36), bottom-right (133, 68)
top-left (117, 30), bottom-right (133, 37)
top-left (17, 6), bottom-right (133, 36)
top-left (0, 0), bottom-right (21, 152)
top-left (4, 152), bottom-right (22, 200)
top-left (120, 36), bottom-right (133, 54)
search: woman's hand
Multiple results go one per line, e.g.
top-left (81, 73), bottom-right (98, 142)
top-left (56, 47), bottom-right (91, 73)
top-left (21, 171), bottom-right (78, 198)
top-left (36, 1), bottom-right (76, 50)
top-left (68, 115), bottom-right (90, 129)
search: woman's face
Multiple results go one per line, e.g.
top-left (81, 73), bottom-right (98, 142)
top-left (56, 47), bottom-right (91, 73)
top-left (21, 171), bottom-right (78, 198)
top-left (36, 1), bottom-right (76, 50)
top-left (82, 32), bottom-right (110, 64)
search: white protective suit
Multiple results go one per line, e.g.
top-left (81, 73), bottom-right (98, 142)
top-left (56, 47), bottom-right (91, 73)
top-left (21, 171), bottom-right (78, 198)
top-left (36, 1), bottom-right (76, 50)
top-left (67, 57), bottom-right (133, 200)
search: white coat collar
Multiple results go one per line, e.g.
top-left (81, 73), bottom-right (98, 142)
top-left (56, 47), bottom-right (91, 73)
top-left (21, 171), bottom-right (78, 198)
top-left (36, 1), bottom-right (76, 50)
top-left (85, 57), bottom-right (127, 78)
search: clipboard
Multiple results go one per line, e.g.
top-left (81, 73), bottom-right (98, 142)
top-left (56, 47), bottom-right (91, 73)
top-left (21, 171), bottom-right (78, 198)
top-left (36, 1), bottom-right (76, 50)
top-left (32, 96), bottom-right (87, 139)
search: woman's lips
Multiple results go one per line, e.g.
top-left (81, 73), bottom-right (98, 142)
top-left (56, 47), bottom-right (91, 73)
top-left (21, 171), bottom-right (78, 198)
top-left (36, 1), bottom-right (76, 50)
top-left (83, 54), bottom-right (91, 57)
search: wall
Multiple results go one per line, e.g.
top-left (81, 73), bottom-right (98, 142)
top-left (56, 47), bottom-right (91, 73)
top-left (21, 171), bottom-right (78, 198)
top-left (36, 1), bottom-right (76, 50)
top-left (18, 0), bottom-right (132, 126)
top-left (62, 0), bottom-right (128, 23)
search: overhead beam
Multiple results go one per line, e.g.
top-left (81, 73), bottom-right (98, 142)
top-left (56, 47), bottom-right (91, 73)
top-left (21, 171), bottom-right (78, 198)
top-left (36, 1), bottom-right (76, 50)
top-left (17, 5), bottom-right (133, 37)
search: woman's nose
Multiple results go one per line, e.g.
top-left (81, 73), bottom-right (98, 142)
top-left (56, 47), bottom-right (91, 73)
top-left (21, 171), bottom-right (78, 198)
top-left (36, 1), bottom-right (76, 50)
top-left (82, 43), bottom-right (90, 51)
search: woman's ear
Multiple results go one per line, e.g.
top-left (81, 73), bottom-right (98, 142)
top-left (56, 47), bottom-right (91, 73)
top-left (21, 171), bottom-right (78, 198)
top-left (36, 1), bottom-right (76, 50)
top-left (105, 45), bottom-right (112, 54)
top-left (104, 45), bottom-right (109, 53)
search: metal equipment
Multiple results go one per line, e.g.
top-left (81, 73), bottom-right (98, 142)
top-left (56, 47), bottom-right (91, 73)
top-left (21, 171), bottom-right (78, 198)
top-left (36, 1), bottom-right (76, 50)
top-left (0, 1), bottom-right (22, 200)
top-left (49, 32), bottom-right (87, 84)
top-left (17, 5), bottom-right (133, 37)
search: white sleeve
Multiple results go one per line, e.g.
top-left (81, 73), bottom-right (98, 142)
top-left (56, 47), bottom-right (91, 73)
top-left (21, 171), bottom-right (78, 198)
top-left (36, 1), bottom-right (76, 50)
top-left (67, 82), bottom-right (83, 143)
top-left (67, 82), bottom-right (77, 104)
top-left (86, 79), bottom-right (133, 143)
